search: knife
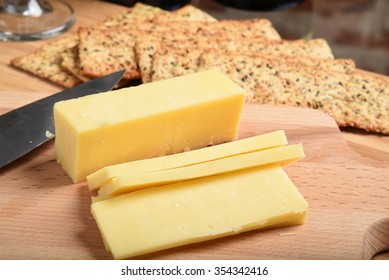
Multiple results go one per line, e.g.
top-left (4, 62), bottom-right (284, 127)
top-left (0, 70), bottom-right (126, 169)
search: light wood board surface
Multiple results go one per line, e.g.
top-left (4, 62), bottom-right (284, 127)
top-left (0, 91), bottom-right (388, 259)
top-left (0, 0), bottom-right (388, 259)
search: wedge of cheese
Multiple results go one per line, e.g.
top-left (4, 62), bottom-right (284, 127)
top-left (87, 130), bottom-right (288, 191)
top-left (96, 143), bottom-right (304, 199)
top-left (54, 69), bottom-right (245, 183)
top-left (91, 164), bottom-right (309, 259)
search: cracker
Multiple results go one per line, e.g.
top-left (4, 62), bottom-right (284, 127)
top-left (197, 51), bottom-right (388, 134)
top-left (102, 2), bottom-right (169, 27)
top-left (60, 38), bottom-right (136, 88)
top-left (197, 51), bottom-right (349, 103)
top-left (10, 35), bottom-right (82, 88)
top-left (73, 4), bottom-right (216, 83)
top-left (60, 46), bottom-right (90, 82)
top-left (342, 72), bottom-right (389, 133)
top-left (136, 35), bottom-right (247, 83)
top-left (10, 2), bottom-right (165, 87)
top-left (80, 18), bottom-right (280, 81)
top-left (77, 22), bottom-right (188, 79)
top-left (199, 18), bottom-right (281, 40)
top-left (135, 19), bottom-right (281, 82)
top-left (150, 38), bottom-right (350, 82)
top-left (151, 48), bottom-right (205, 82)
top-left (78, 27), bottom-right (144, 80)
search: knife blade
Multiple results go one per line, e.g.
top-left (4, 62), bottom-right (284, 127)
top-left (0, 70), bottom-right (126, 169)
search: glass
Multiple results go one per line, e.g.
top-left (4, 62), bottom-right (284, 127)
top-left (0, 0), bottom-right (75, 41)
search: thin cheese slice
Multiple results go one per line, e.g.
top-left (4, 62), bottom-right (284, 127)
top-left (91, 164), bottom-right (309, 259)
top-left (87, 130), bottom-right (288, 191)
top-left (54, 69), bottom-right (245, 183)
top-left (96, 144), bottom-right (304, 198)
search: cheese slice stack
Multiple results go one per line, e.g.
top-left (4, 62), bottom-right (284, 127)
top-left (87, 130), bottom-right (288, 191)
top-left (90, 131), bottom-right (309, 259)
top-left (95, 143), bottom-right (304, 199)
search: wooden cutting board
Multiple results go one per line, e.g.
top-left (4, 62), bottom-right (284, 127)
top-left (0, 92), bottom-right (388, 260)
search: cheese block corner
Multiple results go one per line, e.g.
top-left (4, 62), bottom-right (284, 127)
top-left (54, 69), bottom-right (246, 183)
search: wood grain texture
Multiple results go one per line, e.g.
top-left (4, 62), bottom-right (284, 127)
top-left (0, 92), bottom-right (388, 259)
top-left (0, 0), bottom-right (388, 259)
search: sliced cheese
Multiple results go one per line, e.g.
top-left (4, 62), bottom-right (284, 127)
top-left (96, 143), bottom-right (304, 199)
top-left (91, 164), bottom-right (309, 259)
top-left (87, 130), bottom-right (288, 191)
top-left (54, 69), bottom-right (245, 183)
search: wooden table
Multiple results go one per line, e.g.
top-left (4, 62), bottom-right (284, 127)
top-left (0, 0), bottom-right (388, 259)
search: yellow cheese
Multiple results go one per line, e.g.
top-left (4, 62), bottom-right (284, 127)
top-left (96, 143), bottom-right (304, 198)
top-left (87, 130), bottom-right (288, 191)
top-left (91, 164), bottom-right (309, 259)
top-left (54, 69), bottom-right (245, 183)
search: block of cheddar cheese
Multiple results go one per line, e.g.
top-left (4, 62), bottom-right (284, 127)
top-left (95, 143), bottom-right (305, 199)
top-left (87, 130), bottom-right (288, 191)
top-left (91, 164), bottom-right (309, 259)
top-left (54, 69), bottom-right (245, 183)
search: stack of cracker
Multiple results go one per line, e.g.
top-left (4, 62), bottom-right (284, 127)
top-left (11, 3), bottom-right (388, 134)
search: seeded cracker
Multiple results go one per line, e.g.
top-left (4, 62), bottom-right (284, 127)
top-left (197, 51), bottom-right (388, 134)
top-left (77, 21), bottom-right (203, 80)
top-left (78, 4), bottom-right (215, 81)
top-left (10, 35), bottom-right (82, 88)
top-left (150, 38), bottom-right (348, 82)
top-left (78, 27), bottom-right (143, 80)
top-left (133, 4), bottom-right (216, 82)
top-left (77, 22), bottom-right (190, 79)
top-left (136, 19), bottom-right (281, 83)
top-left (60, 46), bottom-right (90, 82)
top-left (102, 2), bottom-right (168, 27)
top-left (342, 72), bottom-right (389, 134)
top-left (136, 37), bottom-right (203, 83)
top-left (79, 18), bottom-right (280, 81)
top-left (78, 5), bottom-right (216, 81)
top-left (10, 3), bottom-right (166, 87)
